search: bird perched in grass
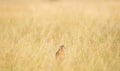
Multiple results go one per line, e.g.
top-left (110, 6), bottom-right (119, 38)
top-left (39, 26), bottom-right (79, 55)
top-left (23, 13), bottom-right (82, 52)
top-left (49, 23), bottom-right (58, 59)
top-left (56, 45), bottom-right (65, 61)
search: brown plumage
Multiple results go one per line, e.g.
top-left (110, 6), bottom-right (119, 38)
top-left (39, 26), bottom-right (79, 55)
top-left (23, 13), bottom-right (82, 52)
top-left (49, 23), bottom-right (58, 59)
top-left (56, 45), bottom-right (65, 60)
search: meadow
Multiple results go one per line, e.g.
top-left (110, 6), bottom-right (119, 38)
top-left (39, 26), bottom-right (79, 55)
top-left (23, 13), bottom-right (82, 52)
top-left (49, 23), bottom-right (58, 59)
top-left (0, 1), bottom-right (120, 71)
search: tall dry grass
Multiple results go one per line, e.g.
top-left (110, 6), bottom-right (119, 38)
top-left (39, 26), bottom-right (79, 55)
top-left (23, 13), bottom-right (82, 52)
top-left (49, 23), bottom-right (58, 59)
top-left (0, 1), bottom-right (120, 71)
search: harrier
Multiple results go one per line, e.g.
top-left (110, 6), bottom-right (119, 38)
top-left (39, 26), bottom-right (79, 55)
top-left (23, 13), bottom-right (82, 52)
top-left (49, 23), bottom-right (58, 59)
top-left (56, 45), bottom-right (65, 61)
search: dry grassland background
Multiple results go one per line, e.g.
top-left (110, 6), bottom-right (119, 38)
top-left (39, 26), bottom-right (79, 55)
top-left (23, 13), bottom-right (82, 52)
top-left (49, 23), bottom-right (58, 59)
top-left (0, 0), bottom-right (120, 71)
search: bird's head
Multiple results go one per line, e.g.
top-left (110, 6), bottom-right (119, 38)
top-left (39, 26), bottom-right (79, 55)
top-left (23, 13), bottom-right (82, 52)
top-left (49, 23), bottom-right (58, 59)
top-left (60, 45), bottom-right (65, 50)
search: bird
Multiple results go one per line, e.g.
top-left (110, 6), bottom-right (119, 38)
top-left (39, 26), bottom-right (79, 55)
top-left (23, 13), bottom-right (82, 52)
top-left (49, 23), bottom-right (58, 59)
top-left (56, 45), bottom-right (65, 61)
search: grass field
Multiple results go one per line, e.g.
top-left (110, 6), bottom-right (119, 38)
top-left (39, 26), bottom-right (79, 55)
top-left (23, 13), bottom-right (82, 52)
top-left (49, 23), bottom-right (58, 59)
top-left (0, 1), bottom-right (120, 71)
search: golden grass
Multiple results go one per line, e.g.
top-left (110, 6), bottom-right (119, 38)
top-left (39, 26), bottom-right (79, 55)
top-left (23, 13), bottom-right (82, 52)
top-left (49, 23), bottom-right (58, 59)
top-left (0, 1), bottom-right (120, 71)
